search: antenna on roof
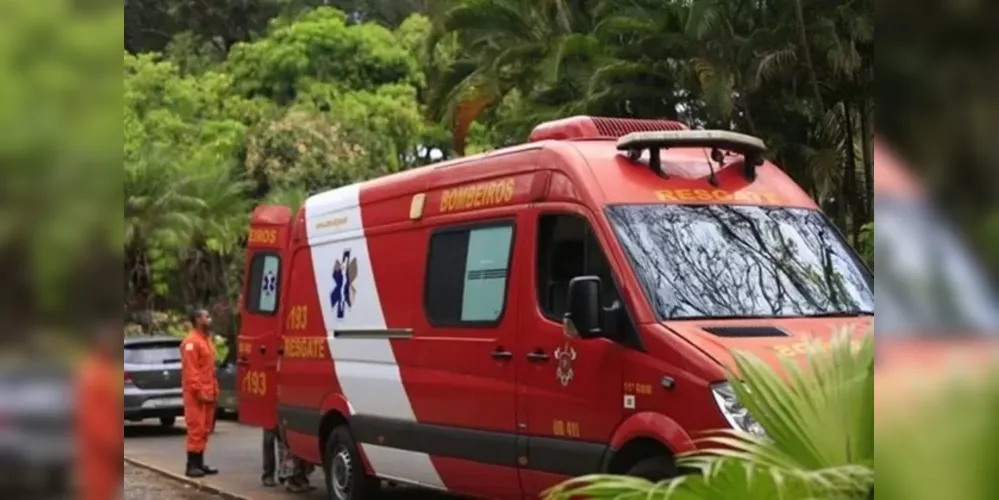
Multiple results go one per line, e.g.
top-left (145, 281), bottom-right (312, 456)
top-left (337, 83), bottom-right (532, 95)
top-left (616, 130), bottom-right (767, 181)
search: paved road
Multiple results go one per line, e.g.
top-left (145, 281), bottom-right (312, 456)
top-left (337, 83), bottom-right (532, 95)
top-left (124, 417), bottom-right (455, 500)
top-left (125, 461), bottom-right (220, 499)
top-left (124, 418), bottom-right (324, 500)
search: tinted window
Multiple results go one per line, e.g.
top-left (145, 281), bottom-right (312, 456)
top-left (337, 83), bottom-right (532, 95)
top-left (606, 204), bottom-right (873, 320)
top-left (425, 222), bottom-right (515, 326)
top-left (124, 342), bottom-right (182, 364)
top-left (245, 252), bottom-right (281, 315)
top-left (536, 214), bottom-right (620, 319)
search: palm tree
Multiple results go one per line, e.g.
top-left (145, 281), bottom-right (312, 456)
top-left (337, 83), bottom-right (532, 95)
top-left (426, 0), bottom-right (599, 154)
top-left (545, 330), bottom-right (874, 499)
top-left (125, 146), bottom-right (250, 313)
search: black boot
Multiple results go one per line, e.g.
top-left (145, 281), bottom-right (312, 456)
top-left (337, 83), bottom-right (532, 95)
top-left (185, 452), bottom-right (205, 478)
top-left (197, 452), bottom-right (219, 475)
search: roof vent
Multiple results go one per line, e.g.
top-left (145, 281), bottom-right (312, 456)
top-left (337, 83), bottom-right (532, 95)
top-left (527, 115), bottom-right (689, 143)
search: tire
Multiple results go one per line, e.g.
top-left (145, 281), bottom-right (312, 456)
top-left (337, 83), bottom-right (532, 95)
top-left (159, 416), bottom-right (176, 427)
top-left (626, 455), bottom-right (679, 482)
top-left (323, 425), bottom-right (381, 500)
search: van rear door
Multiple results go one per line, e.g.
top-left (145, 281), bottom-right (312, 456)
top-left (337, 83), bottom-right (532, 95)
top-left (237, 205), bottom-right (293, 429)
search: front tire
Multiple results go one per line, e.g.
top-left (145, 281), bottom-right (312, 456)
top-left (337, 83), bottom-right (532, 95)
top-left (159, 416), bottom-right (176, 428)
top-left (626, 455), bottom-right (679, 482)
top-left (323, 426), bottom-right (381, 500)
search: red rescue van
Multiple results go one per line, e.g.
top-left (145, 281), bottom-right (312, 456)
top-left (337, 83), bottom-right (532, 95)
top-left (236, 116), bottom-right (874, 500)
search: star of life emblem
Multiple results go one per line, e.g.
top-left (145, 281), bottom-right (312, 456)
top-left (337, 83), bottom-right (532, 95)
top-left (262, 272), bottom-right (277, 295)
top-left (331, 249), bottom-right (358, 319)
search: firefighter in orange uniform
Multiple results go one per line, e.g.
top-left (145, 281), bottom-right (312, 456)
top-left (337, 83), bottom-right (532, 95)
top-left (75, 324), bottom-right (123, 500)
top-left (181, 307), bottom-right (220, 477)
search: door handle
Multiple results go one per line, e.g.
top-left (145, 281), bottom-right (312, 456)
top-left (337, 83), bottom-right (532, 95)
top-left (491, 348), bottom-right (513, 360)
top-left (236, 358), bottom-right (249, 366)
top-left (259, 345), bottom-right (266, 354)
top-left (277, 348), bottom-right (285, 356)
top-left (526, 351), bottom-right (550, 362)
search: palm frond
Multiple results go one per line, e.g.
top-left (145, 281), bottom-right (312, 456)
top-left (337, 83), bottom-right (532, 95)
top-left (752, 47), bottom-right (798, 88)
top-left (540, 33), bottom-right (600, 84)
top-left (684, 0), bottom-right (726, 40)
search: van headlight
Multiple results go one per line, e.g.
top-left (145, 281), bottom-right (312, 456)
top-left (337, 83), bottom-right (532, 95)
top-left (711, 382), bottom-right (767, 438)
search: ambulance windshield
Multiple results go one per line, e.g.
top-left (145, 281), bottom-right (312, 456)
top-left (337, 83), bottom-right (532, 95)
top-left (606, 204), bottom-right (874, 320)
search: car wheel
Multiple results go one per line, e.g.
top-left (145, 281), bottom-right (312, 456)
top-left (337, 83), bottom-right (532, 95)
top-left (626, 455), bottom-right (678, 482)
top-left (159, 416), bottom-right (176, 428)
top-left (323, 425), bottom-right (380, 500)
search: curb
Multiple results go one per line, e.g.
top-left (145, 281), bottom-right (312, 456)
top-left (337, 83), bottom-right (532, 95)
top-left (124, 457), bottom-right (252, 500)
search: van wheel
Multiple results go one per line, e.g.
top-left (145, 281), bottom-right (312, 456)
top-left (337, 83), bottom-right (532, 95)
top-left (626, 455), bottom-right (679, 482)
top-left (159, 416), bottom-right (176, 428)
top-left (324, 425), bottom-right (380, 500)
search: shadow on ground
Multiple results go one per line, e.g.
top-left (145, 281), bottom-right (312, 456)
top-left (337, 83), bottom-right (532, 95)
top-left (124, 419), bottom-right (461, 500)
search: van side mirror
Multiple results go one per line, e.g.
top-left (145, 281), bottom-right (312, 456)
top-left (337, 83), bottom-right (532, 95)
top-left (564, 276), bottom-right (603, 339)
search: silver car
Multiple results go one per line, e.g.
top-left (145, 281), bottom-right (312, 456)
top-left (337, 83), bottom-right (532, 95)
top-left (0, 364), bottom-right (72, 495)
top-left (124, 336), bottom-right (185, 427)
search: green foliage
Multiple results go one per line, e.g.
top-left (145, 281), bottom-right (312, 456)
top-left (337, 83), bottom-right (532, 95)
top-left (858, 222), bottom-right (874, 268)
top-left (125, 6), bottom-right (441, 318)
top-left (244, 108), bottom-right (367, 193)
top-left (226, 7), bottom-right (421, 104)
top-left (307, 83), bottom-right (428, 172)
top-left (978, 211), bottom-right (999, 273)
top-left (545, 331), bottom-right (874, 499)
top-left (0, 1), bottom-right (121, 316)
top-left (124, 51), bottom-right (257, 307)
top-left (876, 361), bottom-right (999, 500)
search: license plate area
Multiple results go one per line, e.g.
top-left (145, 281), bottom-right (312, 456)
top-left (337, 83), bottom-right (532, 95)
top-left (142, 397), bottom-right (183, 408)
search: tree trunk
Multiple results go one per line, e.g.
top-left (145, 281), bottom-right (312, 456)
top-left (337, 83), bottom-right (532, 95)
top-left (843, 101), bottom-right (859, 244)
top-left (793, 0), bottom-right (825, 112)
top-left (860, 96), bottom-right (874, 221)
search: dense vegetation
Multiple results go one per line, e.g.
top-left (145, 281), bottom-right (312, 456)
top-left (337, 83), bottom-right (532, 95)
top-left (124, 0), bottom-right (874, 331)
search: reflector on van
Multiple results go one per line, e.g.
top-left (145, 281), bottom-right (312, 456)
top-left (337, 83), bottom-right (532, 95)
top-left (617, 130), bottom-right (767, 181)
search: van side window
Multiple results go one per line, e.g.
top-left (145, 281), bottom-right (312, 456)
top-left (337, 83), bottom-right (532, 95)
top-left (537, 214), bottom-right (620, 320)
top-left (245, 252), bottom-right (281, 315)
top-left (425, 222), bottom-right (515, 326)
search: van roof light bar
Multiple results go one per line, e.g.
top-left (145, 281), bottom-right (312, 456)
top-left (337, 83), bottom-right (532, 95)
top-left (616, 130), bottom-right (767, 181)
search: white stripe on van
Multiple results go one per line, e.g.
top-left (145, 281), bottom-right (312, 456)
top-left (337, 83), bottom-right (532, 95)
top-left (305, 183), bottom-right (445, 489)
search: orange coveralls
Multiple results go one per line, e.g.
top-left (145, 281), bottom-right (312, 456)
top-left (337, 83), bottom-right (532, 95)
top-left (181, 330), bottom-right (218, 453)
top-left (75, 352), bottom-right (123, 500)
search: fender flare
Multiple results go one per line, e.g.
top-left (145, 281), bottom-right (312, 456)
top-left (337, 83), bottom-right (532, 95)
top-left (317, 392), bottom-right (375, 474)
top-left (602, 412), bottom-right (696, 471)
top-left (318, 392), bottom-right (353, 423)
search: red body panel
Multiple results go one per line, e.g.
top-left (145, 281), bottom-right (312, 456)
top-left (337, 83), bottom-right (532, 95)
top-left (235, 118), bottom-right (874, 499)
top-left (512, 201), bottom-right (627, 495)
top-left (237, 205), bottom-right (292, 430)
